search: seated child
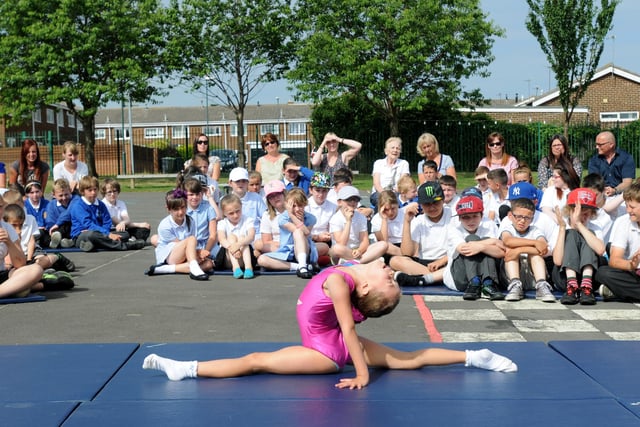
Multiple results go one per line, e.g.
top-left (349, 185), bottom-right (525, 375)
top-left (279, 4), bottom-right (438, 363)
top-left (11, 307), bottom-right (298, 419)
top-left (257, 188), bottom-right (318, 278)
top-left (143, 259), bottom-right (517, 383)
top-left (329, 186), bottom-right (387, 264)
top-left (45, 179), bottom-right (75, 248)
top-left (552, 188), bottom-right (605, 305)
top-left (248, 170), bottom-right (264, 197)
top-left (396, 175), bottom-right (419, 209)
top-left (440, 174), bottom-right (459, 212)
top-left (3, 203), bottom-right (75, 290)
top-left (421, 160), bottom-right (438, 183)
top-left (370, 190), bottom-right (406, 259)
top-left (69, 176), bottom-right (146, 252)
top-left (101, 178), bottom-right (151, 243)
top-left (0, 198), bottom-right (45, 298)
top-left (595, 180), bottom-right (640, 302)
top-left (146, 189), bottom-right (210, 281)
top-left (216, 194), bottom-right (256, 279)
top-left (254, 180), bottom-right (287, 256)
top-left (24, 179), bottom-right (49, 247)
top-left (500, 197), bottom-right (555, 302)
top-left (2, 190), bottom-right (40, 260)
top-left (282, 157), bottom-right (314, 194)
top-left (305, 172), bottom-right (336, 264)
top-left (326, 168), bottom-right (374, 220)
top-left (228, 167), bottom-right (266, 236)
top-left (486, 168), bottom-right (509, 223)
top-left (443, 195), bottom-right (504, 301)
top-left (183, 177), bottom-right (217, 273)
top-left (390, 181), bottom-right (450, 287)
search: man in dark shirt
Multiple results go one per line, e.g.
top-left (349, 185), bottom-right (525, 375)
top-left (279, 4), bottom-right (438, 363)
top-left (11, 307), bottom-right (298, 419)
top-left (587, 131), bottom-right (635, 198)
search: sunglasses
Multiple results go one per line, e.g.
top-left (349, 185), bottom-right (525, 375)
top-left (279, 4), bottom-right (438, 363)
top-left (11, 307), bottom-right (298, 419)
top-left (263, 141), bottom-right (277, 146)
top-left (488, 142), bottom-right (502, 147)
top-left (197, 140), bottom-right (209, 144)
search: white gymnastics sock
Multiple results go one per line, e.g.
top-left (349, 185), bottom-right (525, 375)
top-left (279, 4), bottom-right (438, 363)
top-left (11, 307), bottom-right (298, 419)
top-left (465, 349), bottom-right (518, 373)
top-left (153, 264), bottom-right (176, 274)
top-left (297, 253), bottom-right (308, 267)
top-left (289, 262), bottom-right (299, 271)
top-left (189, 260), bottom-right (206, 276)
top-left (142, 354), bottom-right (198, 381)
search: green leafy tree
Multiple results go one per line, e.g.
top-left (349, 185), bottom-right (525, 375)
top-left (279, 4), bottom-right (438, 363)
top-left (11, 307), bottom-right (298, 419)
top-left (289, 0), bottom-right (502, 137)
top-left (526, 0), bottom-right (619, 136)
top-left (0, 0), bottom-right (169, 177)
top-left (165, 0), bottom-right (297, 168)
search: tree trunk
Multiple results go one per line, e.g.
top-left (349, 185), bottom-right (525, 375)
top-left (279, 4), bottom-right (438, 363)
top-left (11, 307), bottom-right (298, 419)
top-left (81, 114), bottom-right (98, 177)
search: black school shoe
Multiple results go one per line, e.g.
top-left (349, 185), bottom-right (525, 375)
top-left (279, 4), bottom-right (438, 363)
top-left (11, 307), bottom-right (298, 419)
top-left (52, 253), bottom-right (76, 272)
top-left (560, 286), bottom-right (580, 305)
top-left (463, 279), bottom-right (482, 300)
top-left (189, 272), bottom-right (209, 281)
top-left (579, 286), bottom-right (596, 305)
top-left (395, 273), bottom-right (427, 287)
top-left (481, 280), bottom-right (505, 301)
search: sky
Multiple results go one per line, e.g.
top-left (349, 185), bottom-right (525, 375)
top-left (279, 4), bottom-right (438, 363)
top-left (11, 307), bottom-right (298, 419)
top-left (145, 0), bottom-right (639, 107)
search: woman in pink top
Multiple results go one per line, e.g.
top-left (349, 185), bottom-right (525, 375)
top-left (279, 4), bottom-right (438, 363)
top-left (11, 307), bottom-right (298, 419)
top-left (143, 259), bottom-right (517, 388)
top-left (478, 132), bottom-right (519, 185)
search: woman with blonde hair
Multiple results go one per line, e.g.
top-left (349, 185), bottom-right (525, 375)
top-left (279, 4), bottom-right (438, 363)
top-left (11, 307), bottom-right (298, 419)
top-left (416, 133), bottom-right (456, 184)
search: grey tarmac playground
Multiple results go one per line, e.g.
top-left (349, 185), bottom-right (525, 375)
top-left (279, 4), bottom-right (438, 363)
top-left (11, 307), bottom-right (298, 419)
top-left (1, 191), bottom-right (639, 346)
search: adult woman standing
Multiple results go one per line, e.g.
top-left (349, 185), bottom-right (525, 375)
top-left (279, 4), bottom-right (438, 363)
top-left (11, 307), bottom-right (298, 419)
top-left (183, 134), bottom-right (221, 181)
top-left (370, 137), bottom-right (410, 209)
top-left (416, 133), bottom-right (456, 184)
top-left (255, 133), bottom-right (289, 183)
top-left (9, 139), bottom-right (50, 190)
top-left (537, 134), bottom-right (582, 189)
top-left (477, 132), bottom-right (518, 186)
top-left (311, 132), bottom-right (362, 183)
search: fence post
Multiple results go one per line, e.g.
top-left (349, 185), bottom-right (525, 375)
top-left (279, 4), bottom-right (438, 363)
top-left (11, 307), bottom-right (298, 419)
top-left (46, 131), bottom-right (54, 178)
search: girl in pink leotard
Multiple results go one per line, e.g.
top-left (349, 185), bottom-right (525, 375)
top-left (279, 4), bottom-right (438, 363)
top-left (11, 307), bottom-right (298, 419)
top-left (143, 259), bottom-right (517, 389)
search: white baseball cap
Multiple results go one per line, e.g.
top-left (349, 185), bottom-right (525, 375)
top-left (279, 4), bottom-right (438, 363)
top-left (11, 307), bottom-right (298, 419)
top-left (229, 167), bottom-right (249, 182)
top-left (337, 185), bottom-right (361, 201)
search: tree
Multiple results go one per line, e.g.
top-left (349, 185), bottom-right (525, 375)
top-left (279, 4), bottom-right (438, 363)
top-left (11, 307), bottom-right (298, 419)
top-left (0, 0), bottom-right (169, 177)
top-left (526, 0), bottom-right (619, 136)
top-left (288, 0), bottom-right (502, 137)
top-left (165, 0), bottom-right (297, 168)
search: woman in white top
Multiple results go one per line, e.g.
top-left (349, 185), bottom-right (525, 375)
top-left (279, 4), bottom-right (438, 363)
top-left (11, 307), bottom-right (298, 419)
top-left (370, 137), bottom-right (410, 209)
top-left (540, 165), bottom-right (580, 223)
top-left (53, 141), bottom-right (88, 194)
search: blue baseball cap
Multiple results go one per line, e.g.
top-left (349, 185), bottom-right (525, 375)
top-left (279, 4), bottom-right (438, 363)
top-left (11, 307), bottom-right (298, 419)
top-left (508, 182), bottom-right (538, 201)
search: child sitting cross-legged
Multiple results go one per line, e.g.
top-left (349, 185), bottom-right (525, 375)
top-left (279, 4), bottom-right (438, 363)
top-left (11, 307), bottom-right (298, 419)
top-left (253, 180), bottom-right (287, 258)
top-left (443, 194), bottom-right (505, 301)
top-left (370, 190), bottom-right (406, 261)
top-left (216, 193), bottom-right (256, 279)
top-left (257, 188), bottom-right (318, 278)
top-left (45, 178), bottom-right (75, 249)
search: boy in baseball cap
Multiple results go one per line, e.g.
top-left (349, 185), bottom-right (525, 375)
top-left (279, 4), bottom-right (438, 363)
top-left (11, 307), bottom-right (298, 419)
top-left (443, 196), bottom-right (505, 300)
top-left (390, 181), bottom-right (449, 287)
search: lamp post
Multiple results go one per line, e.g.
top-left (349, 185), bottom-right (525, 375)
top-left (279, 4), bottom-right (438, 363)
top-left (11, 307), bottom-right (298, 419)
top-left (205, 76), bottom-right (210, 135)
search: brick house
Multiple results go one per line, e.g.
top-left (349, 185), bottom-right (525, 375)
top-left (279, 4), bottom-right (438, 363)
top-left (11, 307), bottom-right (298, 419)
top-left (460, 63), bottom-right (640, 126)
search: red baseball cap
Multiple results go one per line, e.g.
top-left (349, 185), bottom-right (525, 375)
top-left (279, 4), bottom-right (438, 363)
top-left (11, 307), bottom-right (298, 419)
top-left (567, 188), bottom-right (597, 209)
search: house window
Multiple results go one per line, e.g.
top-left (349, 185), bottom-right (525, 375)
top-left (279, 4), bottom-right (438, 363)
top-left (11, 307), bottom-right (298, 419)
top-left (172, 125), bottom-right (187, 139)
top-left (204, 126), bottom-right (221, 136)
top-left (600, 111), bottom-right (639, 122)
top-left (46, 108), bottom-right (55, 124)
top-left (67, 112), bottom-right (75, 128)
top-left (115, 129), bottom-right (130, 140)
top-left (33, 109), bottom-right (42, 123)
top-left (288, 122), bottom-right (306, 135)
top-left (144, 127), bottom-right (165, 139)
top-left (95, 129), bottom-right (106, 140)
top-left (230, 124), bottom-right (247, 137)
top-left (260, 124), bottom-right (279, 135)
top-left (57, 110), bottom-right (64, 126)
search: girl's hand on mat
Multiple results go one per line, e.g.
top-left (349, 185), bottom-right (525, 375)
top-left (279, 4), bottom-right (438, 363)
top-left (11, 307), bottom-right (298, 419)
top-left (335, 375), bottom-right (368, 390)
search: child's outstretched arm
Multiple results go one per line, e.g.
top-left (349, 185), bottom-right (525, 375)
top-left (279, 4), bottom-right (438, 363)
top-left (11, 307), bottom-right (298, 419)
top-left (325, 273), bottom-right (369, 390)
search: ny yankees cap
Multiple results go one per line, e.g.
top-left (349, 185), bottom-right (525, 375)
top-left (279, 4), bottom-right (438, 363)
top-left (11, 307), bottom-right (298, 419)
top-left (508, 182), bottom-right (538, 201)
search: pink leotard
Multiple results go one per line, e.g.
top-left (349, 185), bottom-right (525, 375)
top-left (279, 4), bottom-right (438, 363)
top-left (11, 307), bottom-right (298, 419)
top-left (296, 266), bottom-right (366, 369)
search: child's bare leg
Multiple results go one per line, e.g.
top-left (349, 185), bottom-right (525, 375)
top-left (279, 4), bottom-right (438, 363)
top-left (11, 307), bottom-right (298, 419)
top-left (315, 242), bottom-right (330, 257)
top-left (360, 241), bottom-right (388, 263)
top-left (359, 337), bottom-right (517, 372)
top-left (0, 265), bottom-right (43, 298)
top-left (143, 346), bottom-right (337, 381)
top-left (530, 255), bottom-right (547, 282)
top-left (329, 244), bottom-right (351, 263)
top-left (257, 255), bottom-right (291, 271)
top-left (388, 256), bottom-right (429, 275)
top-left (504, 260), bottom-right (520, 280)
top-left (293, 229), bottom-right (309, 266)
top-left (34, 254), bottom-right (56, 269)
top-left (166, 236), bottom-right (206, 276)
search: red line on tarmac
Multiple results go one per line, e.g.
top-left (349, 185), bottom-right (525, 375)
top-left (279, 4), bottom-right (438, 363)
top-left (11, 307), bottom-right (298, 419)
top-left (413, 295), bottom-right (442, 343)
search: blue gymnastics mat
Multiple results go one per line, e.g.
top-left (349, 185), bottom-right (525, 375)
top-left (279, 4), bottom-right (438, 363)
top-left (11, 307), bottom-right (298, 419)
top-left (0, 401), bottom-right (78, 427)
top-left (63, 398), bottom-right (640, 427)
top-left (0, 343), bottom-right (138, 403)
top-left (549, 340), bottom-right (640, 402)
top-left (97, 341), bottom-right (610, 402)
top-left (0, 294), bottom-right (45, 304)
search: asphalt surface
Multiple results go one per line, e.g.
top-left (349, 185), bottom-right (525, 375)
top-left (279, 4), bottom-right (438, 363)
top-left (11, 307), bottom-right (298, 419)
top-left (1, 191), bottom-right (637, 346)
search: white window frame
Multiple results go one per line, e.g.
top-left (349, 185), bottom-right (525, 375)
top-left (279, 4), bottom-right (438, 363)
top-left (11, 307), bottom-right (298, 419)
top-left (600, 111), bottom-right (639, 122)
top-left (67, 112), bottom-right (75, 129)
top-left (95, 129), bottom-right (106, 140)
top-left (260, 123), bottom-right (279, 135)
top-left (230, 124), bottom-right (247, 137)
top-left (288, 122), bottom-right (306, 135)
top-left (46, 108), bottom-right (55, 124)
top-left (33, 109), bottom-right (42, 123)
top-left (115, 128), bottom-right (130, 140)
top-left (57, 110), bottom-right (64, 126)
top-left (204, 125), bottom-right (221, 136)
top-left (144, 127), bottom-right (165, 139)
top-left (172, 125), bottom-right (188, 139)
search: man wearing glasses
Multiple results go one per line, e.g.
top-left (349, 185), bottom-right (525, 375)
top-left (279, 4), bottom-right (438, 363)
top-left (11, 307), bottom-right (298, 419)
top-left (587, 131), bottom-right (635, 198)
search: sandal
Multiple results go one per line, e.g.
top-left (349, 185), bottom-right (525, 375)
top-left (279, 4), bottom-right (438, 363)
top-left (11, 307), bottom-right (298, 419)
top-left (296, 266), bottom-right (313, 279)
